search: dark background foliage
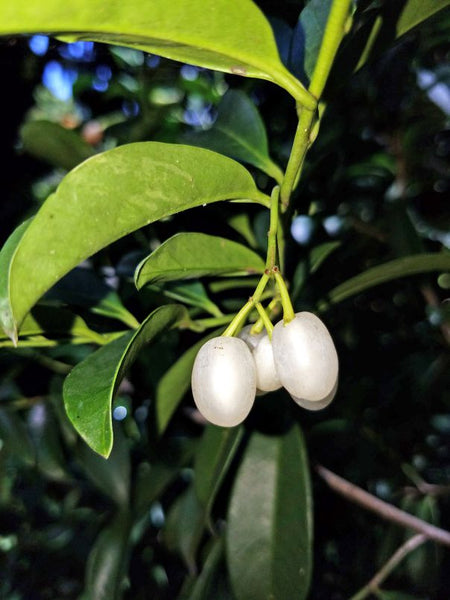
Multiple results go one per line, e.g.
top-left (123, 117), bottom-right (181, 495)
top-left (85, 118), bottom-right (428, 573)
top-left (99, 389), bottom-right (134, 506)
top-left (0, 1), bottom-right (449, 598)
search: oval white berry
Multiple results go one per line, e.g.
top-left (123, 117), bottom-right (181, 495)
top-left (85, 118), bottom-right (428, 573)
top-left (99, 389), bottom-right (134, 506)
top-left (290, 378), bottom-right (337, 411)
top-left (272, 311), bottom-right (338, 403)
top-left (191, 336), bottom-right (256, 427)
top-left (238, 326), bottom-right (281, 393)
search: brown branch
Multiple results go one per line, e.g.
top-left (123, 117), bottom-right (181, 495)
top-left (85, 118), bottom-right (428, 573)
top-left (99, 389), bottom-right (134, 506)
top-left (315, 464), bottom-right (450, 547)
top-left (349, 534), bottom-right (427, 600)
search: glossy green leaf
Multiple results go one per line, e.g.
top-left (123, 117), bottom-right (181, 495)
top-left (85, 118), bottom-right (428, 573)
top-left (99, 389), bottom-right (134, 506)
top-left (21, 120), bottom-right (94, 170)
top-left (84, 510), bottom-right (131, 600)
top-left (0, 142), bottom-right (266, 339)
top-left (326, 253), bottom-right (450, 305)
top-left (164, 486), bottom-right (205, 574)
top-left (155, 329), bottom-right (221, 435)
top-left (397, 0), bottom-right (450, 37)
top-left (290, 0), bottom-right (333, 83)
top-left (64, 304), bottom-right (185, 457)
top-left (227, 425), bottom-right (313, 600)
top-left (0, 0), bottom-right (315, 108)
top-left (183, 90), bottom-right (283, 183)
top-left (135, 232), bottom-right (265, 288)
top-left (0, 219), bottom-right (31, 344)
top-left (194, 424), bottom-right (243, 518)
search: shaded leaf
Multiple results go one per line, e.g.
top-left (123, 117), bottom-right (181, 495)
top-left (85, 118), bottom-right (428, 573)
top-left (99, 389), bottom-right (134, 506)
top-left (0, 142), bottom-right (265, 337)
top-left (326, 253), bottom-right (450, 305)
top-left (164, 486), bottom-right (205, 574)
top-left (187, 537), bottom-right (225, 600)
top-left (76, 425), bottom-right (130, 507)
top-left (183, 90), bottom-right (283, 182)
top-left (162, 281), bottom-right (222, 317)
top-left (194, 424), bottom-right (243, 518)
top-left (227, 425), bottom-right (313, 600)
top-left (46, 267), bottom-right (139, 329)
top-left (310, 240), bottom-right (341, 273)
top-left (0, 0), bottom-right (315, 107)
top-left (0, 305), bottom-right (110, 347)
top-left (0, 408), bottom-right (35, 467)
top-left (84, 510), bottom-right (131, 600)
top-left (290, 0), bottom-right (333, 84)
top-left (135, 233), bottom-right (265, 287)
top-left (21, 120), bottom-right (94, 170)
top-left (396, 0), bottom-right (450, 37)
top-left (0, 219), bottom-right (31, 343)
top-left (155, 329), bottom-right (221, 435)
top-left (228, 213), bottom-right (258, 249)
top-left (63, 304), bottom-right (185, 457)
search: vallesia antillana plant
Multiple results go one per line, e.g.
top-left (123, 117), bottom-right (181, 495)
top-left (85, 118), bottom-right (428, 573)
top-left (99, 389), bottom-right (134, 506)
top-left (0, 1), bottom-right (449, 598)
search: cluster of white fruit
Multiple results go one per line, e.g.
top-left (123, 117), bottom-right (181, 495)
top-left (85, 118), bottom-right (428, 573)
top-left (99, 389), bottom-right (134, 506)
top-left (191, 311), bottom-right (338, 427)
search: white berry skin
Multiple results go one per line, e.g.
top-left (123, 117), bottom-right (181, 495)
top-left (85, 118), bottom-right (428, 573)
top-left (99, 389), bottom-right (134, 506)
top-left (272, 312), bottom-right (338, 403)
top-left (238, 326), bottom-right (281, 393)
top-left (191, 336), bottom-right (256, 427)
top-left (291, 378), bottom-right (338, 411)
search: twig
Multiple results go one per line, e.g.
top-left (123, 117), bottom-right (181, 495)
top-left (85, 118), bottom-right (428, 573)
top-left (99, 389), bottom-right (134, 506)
top-left (349, 534), bottom-right (427, 600)
top-left (315, 464), bottom-right (450, 547)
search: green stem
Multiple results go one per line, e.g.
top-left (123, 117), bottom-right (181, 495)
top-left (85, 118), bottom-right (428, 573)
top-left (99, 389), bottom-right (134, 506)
top-left (255, 303), bottom-right (274, 338)
top-left (279, 106), bottom-right (316, 211)
top-left (223, 272), bottom-right (270, 337)
top-left (308, 0), bottom-right (354, 99)
top-left (279, 0), bottom-right (353, 213)
top-left (266, 186), bottom-right (280, 270)
top-left (273, 270), bottom-right (295, 323)
top-left (222, 300), bottom-right (254, 337)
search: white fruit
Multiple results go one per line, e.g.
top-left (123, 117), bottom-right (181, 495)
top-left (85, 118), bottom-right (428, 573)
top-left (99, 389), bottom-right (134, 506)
top-left (272, 311), bottom-right (338, 403)
top-left (290, 378), bottom-right (338, 411)
top-left (191, 336), bottom-right (256, 427)
top-left (238, 326), bottom-right (281, 393)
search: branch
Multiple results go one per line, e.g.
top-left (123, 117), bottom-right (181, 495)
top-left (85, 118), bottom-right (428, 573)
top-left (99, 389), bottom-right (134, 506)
top-left (349, 534), bottom-right (427, 600)
top-left (315, 464), bottom-right (450, 547)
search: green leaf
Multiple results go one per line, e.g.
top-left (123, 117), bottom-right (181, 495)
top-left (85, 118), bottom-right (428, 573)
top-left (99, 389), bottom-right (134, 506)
top-left (228, 213), bottom-right (258, 249)
top-left (135, 232), bottom-right (265, 287)
top-left (21, 120), bottom-right (94, 170)
top-left (194, 424), bottom-right (243, 519)
top-left (290, 0), bottom-right (333, 84)
top-left (226, 425), bottom-right (313, 600)
top-left (187, 537), bottom-right (225, 600)
top-left (76, 425), bottom-right (130, 507)
top-left (397, 0), bottom-right (450, 37)
top-left (155, 329), bottom-right (221, 435)
top-left (378, 592), bottom-right (426, 600)
top-left (326, 253), bottom-right (450, 306)
top-left (1, 142), bottom-right (265, 337)
top-left (63, 304), bottom-right (185, 457)
top-left (46, 267), bottom-right (139, 329)
top-left (164, 486), bottom-right (205, 574)
top-left (0, 0), bottom-right (315, 108)
top-left (310, 241), bottom-right (341, 273)
top-left (162, 282), bottom-right (223, 317)
top-left (0, 219), bottom-right (31, 344)
top-left (183, 90), bottom-right (283, 183)
top-left (0, 305), bottom-right (111, 347)
top-left (84, 510), bottom-right (131, 600)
